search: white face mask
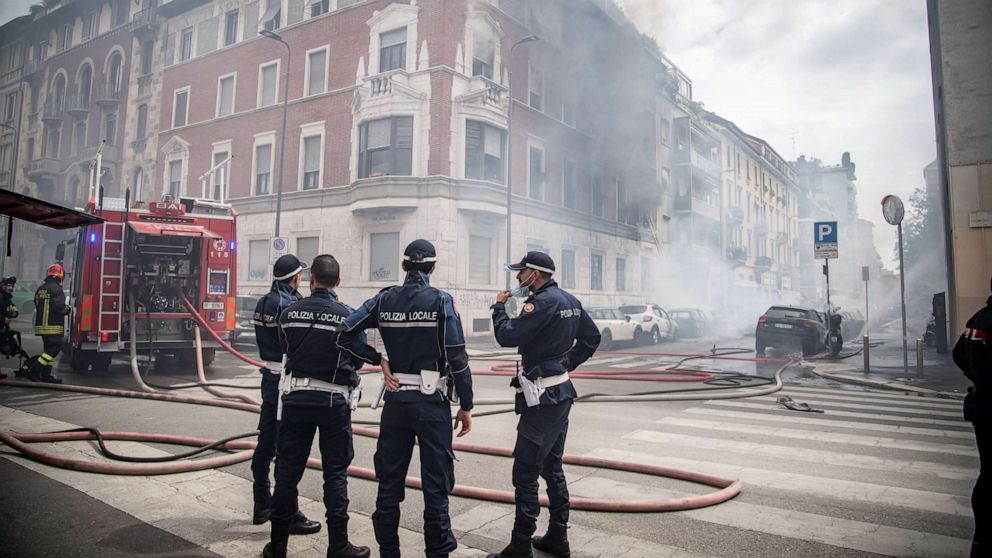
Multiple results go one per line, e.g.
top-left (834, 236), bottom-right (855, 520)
top-left (511, 271), bottom-right (536, 298)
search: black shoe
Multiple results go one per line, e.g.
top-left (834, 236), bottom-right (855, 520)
top-left (327, 541), bottom-right (371, 558)
top-left (0, 371), bottom-right (7, 379)
top-left (486, 531), bottom-right (533, 558)
top-left (532, 522), bottom-right (570, 558)
top-left (262, 542), bottom-right (287, 558)
top-left (41, 374), bottom-right (63, 384)
top-left (253, 502), bottom-right (271, 525)
top-left (288, 511), bottom-right (321, 535)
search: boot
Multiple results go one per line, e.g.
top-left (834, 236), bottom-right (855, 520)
top-left (288, 510), bottom-right (321, 535)
top-left (41, 366), bottom-right (62, 384)
top-left (327, 540), bottom-right (371, 558)
top-left (261, 541), bottom-right (287, 558)
top-left (532, 522), bottom-right (570, 557)
top-left (253, 501), bottom-right (272, 525)
top-left (486, 531), bottom-right (533, 558)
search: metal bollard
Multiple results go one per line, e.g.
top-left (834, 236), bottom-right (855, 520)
top-left (863, 335), bottom-right (870, 374)
top-left (916, 338), bottom-right (924, 379)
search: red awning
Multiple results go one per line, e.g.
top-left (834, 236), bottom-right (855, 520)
top-left (129, 221), bottom-right (222, 239)
top-left (0, 188), bottom-right (104, 229)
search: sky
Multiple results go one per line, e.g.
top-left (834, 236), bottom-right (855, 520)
top-left (1, 0), bottom-right (936, 270)
top-left (616, 0), bottom-right (938, 270)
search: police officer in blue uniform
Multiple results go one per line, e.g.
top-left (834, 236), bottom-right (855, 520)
top-left (263, 255), bottom-right (371, 558)
top-left (336, 239), bottom-right (474, 558)
top-left (251, 254), bottom-right (320, 535)
top-left (488, 251), bottom-right (600, 558)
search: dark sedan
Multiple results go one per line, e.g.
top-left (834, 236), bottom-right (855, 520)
top-left (755, 306), bottom-right (827, 357)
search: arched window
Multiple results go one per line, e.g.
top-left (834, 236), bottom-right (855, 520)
top-left (108, 53), bottom-right (123, 94)
top-left (51, 74), bottom-right (66, 111)
top-left (79, 64), bottom-right (92, 105)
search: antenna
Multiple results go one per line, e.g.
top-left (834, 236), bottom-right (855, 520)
top-left (789, 132), bottom-right (799, 160)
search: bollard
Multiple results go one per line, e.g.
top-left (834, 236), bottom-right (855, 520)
top-left (863, 335), bottom-right (870, 374)
top-left (916, 338), bottom-right (924, 379)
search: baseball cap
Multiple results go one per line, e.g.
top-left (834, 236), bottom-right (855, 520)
top-left (505, 251), bottom-right (555, 274)
top-left (273, 254), bottom-right (308, 281)
top-left (403, 239), bottom-right (437, 263)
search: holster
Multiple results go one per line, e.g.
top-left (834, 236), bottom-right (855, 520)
top-left (420, 369), bottom-right (441, 395)
top-left (347, 376), bottom-right (363, 412)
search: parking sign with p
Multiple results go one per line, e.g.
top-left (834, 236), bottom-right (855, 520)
top-left (814, 221), bottom-right (838, 259)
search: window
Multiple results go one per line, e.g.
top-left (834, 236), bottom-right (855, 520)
top-left (258, 61), bottom-right (278, 107)
top-left (465, 121), bottom-right (504, 183)
top-left (592, 174), bottom-right (604, 217)
top-left (301, 135), bottom-right (321, 189)
top-left (641, 256), bottom-right (652, 292)
top-left (79, 65), bottom-right (92, 106)
top-left (51, 74), bottom-right (66, 111)
top-left (0, 143), bottom-right (10, 173)
top-left (616, 178), bottom-right (627, 223)
top-left (297, 236), bottom-right (318, 281)
top-left (132, 167), bottom-right (143, 201)
top-left (306, 48), bottom-right (327, 96)
top-left (107, 53), bottom-right (123, 94)
top-left (104, 111), bottom-right (116, 145)
top-left (136, 104), bottom-right (147, 138)
top-left (379, 27), bottom-right (406, 73)
top-left (358, 116), bottom-right (413, 178)
top-left (309, 0), bottom-right (330, 18)
top-left (3, 93), bottom-right (15, 121)
top-left (180, 28), bottom-right (193, 61)
top-left (249, 239), bottom-right (269, 281)
top-left (472, 35), bottom-right (494, 79)
top-left (469, 235), bottom-right (491, 284)
top-left (58, 23), bottom-right (71, 52)
top-left (113, 0), bottom-right (128, 27)
top-left (212, 151), bottom-right (229, 200)
top-left (223, 10), bottom-right (239, 47)
top-left (72, 121), bottom-right (85, 154)
top-left (83, 12), bottom-right (97, 40)
top-left (140, 41), bottom-right (153, 75)
top-left (45, 126), bottom-right (60, 158)
top-left (260, 0), bottom-right (281, 32)
top-left (591, 254), bottom-right (603, 290)
top-left (217, 74), bottom-right (235, 117)
top-left (472, 318), bottom-right (490, 333)
top-left (563, 159), bottom-right (576, 209)
top-left (173, 87), bottom-right (189, 128)
top-left (560, 249), bottom-right (575, 289)
top-left (254, 143), bottom-right (272, 194)
top-left (370, 232), bottom-right (399, 281)
top-left (528, 145), bottom-right (544, 200)
top-left (167, 160), bottom-right (183, 198)
top-left (562, 89), bottom-right (575, 127)
top-left (528, 63), bottom-right (543, 111)
top-left (616, 258), bottom-right (626, 291)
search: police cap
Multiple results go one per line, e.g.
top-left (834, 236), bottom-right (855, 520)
top-left (505, 251), bottom-right (555, 274)
top-left (1, 276), bottom-right (14, 286)
top-left (273, 254), bottom-right (308, 281)
top-left (403, 239), bottom-right (437, 263)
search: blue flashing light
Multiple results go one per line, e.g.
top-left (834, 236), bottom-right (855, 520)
top-left (229, 241), bottom-right (235, 251)
top-left (89, 233), bottom-right (96, 243)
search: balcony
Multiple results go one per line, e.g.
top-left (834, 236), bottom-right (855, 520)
top-left (94, 83), bottom-right (122, 107)
top-left (66, 93), bottom-right (90, 118)
top-left (42, 101), bottom-right (65, 123)
top-left (638, 226), bottom-right (657, 245)
top-left (726, 246), bottom-right (747, 264)
top-left (131, 8), bottom-right (162, 38)
top-left (136, 74), bottom-right (153, 97)
top-left (689, 148), bottom-right (723, 178)
top-left (360, 70), bottom-right (427, 104)
top-left (755, 255), bottom-right (772, 269)
top-left (0, 67), bottom-right (22, 87)
top-left (26, 157), bottom-right (61, 181)
top-left (22, 58), bottom-right (43, 85)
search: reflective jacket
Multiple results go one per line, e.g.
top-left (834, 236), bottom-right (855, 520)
top-left (34, 277), bottom-right (70, 336)
top-left (252, 281), bottom-right (301, 365)
top-left (337, 270), bottom-right (474, 411)
top-left (491, 279), bottom-right (601, 405)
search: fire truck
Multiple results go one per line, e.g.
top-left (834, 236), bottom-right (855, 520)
top-left (66, 197), bottom-right (238, 372)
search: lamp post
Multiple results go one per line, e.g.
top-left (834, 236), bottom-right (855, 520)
top-left (504, 34), bottom-right (540, 289)
top-left (260, 29), bottom-right (291, 237)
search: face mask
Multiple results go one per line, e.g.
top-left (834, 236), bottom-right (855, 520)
top-left (511, 272), bottom-right (535, 298)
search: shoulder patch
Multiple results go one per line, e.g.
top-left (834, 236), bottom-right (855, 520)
top-left (522, 302), bottom-right (535, 313)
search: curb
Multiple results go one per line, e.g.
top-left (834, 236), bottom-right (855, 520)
top-left (809, 368), bottom-right (965, 400)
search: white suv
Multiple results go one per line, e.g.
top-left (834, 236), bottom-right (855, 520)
top-left (619, 304), bottom-right (678, 344)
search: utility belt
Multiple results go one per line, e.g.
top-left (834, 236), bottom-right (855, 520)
top-left (263, 361), bottom-right (284, 374)
top-left (393, 371), bottom-right (448, 395)
top-left (277, 373), bottom-right (362, 418)
top-left (516, 371), bottom-right (570, 408)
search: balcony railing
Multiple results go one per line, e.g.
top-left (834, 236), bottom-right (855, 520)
top-left (755, 255), bottom-right (772, 269)
top-left (66, 93), bottom-right (90, 117)
top-left (689, 148), bottom-right (723, 178)
top-left (726, 246), bottom-right (747, 263)
top-left (94, 83), bottom-right (123, 106)
top-left (27, 157), bottom-right (61, 179)
top-left (42, 101), bottom-right (65, 122)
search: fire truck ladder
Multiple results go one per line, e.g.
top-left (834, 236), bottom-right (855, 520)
top-left (96, 221), bottom-right (125, 352)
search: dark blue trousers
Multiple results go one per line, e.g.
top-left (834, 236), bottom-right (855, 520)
top-left (251, 371), bottom-right (281, 504)
top-left (372, 399), bottom-right (456, 558)
top-left (271, 399), bottom-right (353, 544)
top-left (512, 399), bottom-right (572, 536)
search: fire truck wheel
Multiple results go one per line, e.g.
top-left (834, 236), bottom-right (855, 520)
top-left (92, 353), bottom-right (112, 372)
top-left (202, 349), bottom-right (216, 367)
top-left (70, 348), bottom-right (91, 372)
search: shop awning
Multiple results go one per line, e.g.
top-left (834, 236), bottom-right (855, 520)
top-left (0, 189), bottom-right (104, 229)
top-left (129, 221), bottom-right (222, 239)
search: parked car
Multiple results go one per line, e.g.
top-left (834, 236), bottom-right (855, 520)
top-left (619, 303), bottom-right (678, 344)
top-left (839, 310), bottom-right (865, 339)
top-left (588, 307), bottom-right (641, 350)
top-left (755, 305), bottom-right (827, 357)
top-left (669, 308), bottom-right (709, 338)
top-left (234, 294), bottom-right (259, 347)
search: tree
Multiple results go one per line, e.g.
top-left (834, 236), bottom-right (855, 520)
top-left (898, 185), bottom-right (946, 329)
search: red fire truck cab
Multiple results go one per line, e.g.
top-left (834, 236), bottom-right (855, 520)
top-left (68, 197), bottom-right (238, 371)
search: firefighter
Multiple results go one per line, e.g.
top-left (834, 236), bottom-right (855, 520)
top-left (336, 239), bottom-right (474, 558)
top-left (953, 275), bottom-right (992, 558)
top-left (25, 264), bottom-right (72, 384)
top-left (263, 255), bottom-right (370, 558)
top-left (1, 276), bottom-right (21, 379)
top-left (250, 254), bottom-right (320, 536)
top-left (488, 251), bottom-right (600, 558)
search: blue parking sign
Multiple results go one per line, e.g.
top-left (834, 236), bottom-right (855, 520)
top-left (814, 221), bottom-right (837, 243)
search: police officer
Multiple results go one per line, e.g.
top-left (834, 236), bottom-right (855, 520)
top-left (251, 254), bottom-right (321, 536)
top-left (953, 275), bottom-right (992, 558)
top-left (25, 263), bottom-right (72, 384)
top-left (263, 255), bottom-right (371, 558)
top-left (488, 251), bottom-right (600, 558)
top-left (336, 239), bottom-right (474, 558)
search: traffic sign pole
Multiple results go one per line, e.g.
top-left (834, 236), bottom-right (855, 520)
top-left (898, 221), bottom-right (909, 377)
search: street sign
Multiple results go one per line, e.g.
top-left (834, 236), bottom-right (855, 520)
top-left (814, 221), bottom-right (838, 259)
top-left (270, 236), bottom-right (288, 265)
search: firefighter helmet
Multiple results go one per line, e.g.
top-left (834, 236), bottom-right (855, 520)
top-left (47, 263), bottom-right (65, 280)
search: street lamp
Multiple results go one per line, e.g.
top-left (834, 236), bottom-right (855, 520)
top-left (504, 34), bottom-right (539, 289)
top-left (260, 29), bottom-right (291, 238)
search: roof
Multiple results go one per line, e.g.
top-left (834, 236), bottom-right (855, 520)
top-left (0, 188), bottom-right (104, 229)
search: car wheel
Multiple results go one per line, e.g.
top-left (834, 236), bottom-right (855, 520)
top-left (756, 344), bottom-right (766, 358)
top-left (651, 327), bottom-right (661, 345)
top-left (601, 329), bottom-right (613, 350)
top-left (634, 327), bottom-right (644, 346)
top-left (70, 348), bottom-right (91, 371)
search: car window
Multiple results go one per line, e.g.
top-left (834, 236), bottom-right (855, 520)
top-left (613, 309), bottom-right (626, 320)
top-left (765, 307), bottom-right (807, 319)
top-left (589, 309), bottom-right (606, 320)
top-left (619, 305), bottom-right (646, 314)
top-left (673, 311), bottom-right (689, 320)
